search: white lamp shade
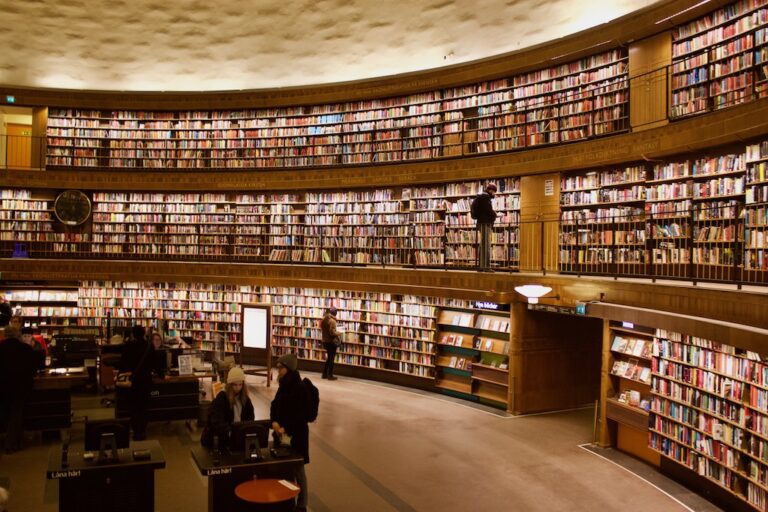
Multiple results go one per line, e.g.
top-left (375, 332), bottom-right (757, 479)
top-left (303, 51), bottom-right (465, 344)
top-left (514, 285), bottom-right (553, 304)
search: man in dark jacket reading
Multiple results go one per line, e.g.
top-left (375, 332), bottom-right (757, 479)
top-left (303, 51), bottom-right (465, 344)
top-left (471, 183), bottom-right (497, 271)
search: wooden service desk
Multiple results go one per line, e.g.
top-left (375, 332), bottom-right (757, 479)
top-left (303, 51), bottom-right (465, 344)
top-left (47, 440), bottom-right (166, 512)
top-left (26, 369), bottom-right (89, 430)
top-left (191, 445), bottom-right (303, 512)
top-left (116, 373), bottom-right (214, 422)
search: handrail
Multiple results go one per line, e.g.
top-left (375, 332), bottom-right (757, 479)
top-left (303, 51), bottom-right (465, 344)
top-left (0, 202), bottom-right (763, 286)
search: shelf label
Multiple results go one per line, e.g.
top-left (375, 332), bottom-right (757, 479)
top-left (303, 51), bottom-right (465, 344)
top-left (544, 179), bottom-right (554, 196)
top-left (473, 301), bottom-right (510, 312)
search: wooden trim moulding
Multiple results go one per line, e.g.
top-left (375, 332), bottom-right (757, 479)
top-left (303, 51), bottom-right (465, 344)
top-left (587, 302), bottom-right (768, 353)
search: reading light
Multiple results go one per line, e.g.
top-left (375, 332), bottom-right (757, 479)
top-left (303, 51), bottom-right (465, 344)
top-left (655, 0), bottom-right (711, 24)
top-left (514, 285), bottom-right (555, 304)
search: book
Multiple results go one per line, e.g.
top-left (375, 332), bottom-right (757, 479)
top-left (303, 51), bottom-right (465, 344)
top-left (626, 339), bottom-right (637, 355)
top-left (639, 367), bottom-right (651, 384)
top-left (611, 336), bottom-right (627, 352)
top-left (449, 356), bottom-right (458, 367)
top-left (631, 339), bottom-right (645, 357)
top-left (628, 390), bottom-right (640, 407)
top-left (454, 335), bottom-right (464, 347)
top-left (484, 339), bottom-right (493, 351)
top-left (623, 359), bottom-right (638, 379)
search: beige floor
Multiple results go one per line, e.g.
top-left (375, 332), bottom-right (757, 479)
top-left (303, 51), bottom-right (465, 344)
top-left (1, 373), bottom-right (719, 511)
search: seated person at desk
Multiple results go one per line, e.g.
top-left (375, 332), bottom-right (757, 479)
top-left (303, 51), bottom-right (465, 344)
top-left (21, 326), bottom-right (48, 356)
top-left (0, 325), bottom-right (40, 453)
top-left (200, 367), bottom-right (254, 449)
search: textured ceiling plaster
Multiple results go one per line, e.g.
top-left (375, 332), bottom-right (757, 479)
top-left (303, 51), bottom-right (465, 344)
top-left (0, 0), bottom-right (656, 92)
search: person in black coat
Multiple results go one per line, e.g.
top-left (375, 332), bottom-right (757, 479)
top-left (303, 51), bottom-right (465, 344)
top-left (470, 183), bottom-right (498, 271)
top-left (118, 325), bottom-right (155, 441)
top-left (271, 353), bottom-right (310, 512)
top-left (0, 325), bottom-right (40, 453)
top-left (201, 366), bottom-right (255, 449)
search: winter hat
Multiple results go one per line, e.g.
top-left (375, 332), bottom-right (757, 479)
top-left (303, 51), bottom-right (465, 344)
top-left (227, 366), bottom-right (246, 384)
top-left (276, 353), bottom-right (298, 372)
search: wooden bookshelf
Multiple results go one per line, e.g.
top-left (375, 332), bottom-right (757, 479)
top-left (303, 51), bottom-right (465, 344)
top-left (44, 50), bottom-right (628, 171)
top-left (405, 185), bottom-right (446, 267)
top-left (2, 287), bottom-right (79, 340)
top-left (77, 281), bottom-right (469, 377)
top-left (559, 165), bottom-right (647, 275)
top-left (745, 139), bottom-right (768, 282)
top-left (435, 307), bottom-right (510, 408)
top-left (670, 0), bottom-right (768, 119)
top-left (649, 326), bottom-right (768, 511)
top-left (602, 321), bottom-right (658, 466)
top-left (304, 189), bottom-right (409, 265)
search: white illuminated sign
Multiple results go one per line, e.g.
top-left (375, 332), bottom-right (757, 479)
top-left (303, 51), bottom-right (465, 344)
top-left (243, 306), bottom-right (268, 349)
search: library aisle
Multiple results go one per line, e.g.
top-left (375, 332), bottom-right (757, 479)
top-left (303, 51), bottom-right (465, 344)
top-left (1, 373), bottom-right (719, 511)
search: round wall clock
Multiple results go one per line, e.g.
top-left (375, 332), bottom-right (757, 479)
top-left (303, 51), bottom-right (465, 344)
top-left (54, 190), bottom-right (92, 226)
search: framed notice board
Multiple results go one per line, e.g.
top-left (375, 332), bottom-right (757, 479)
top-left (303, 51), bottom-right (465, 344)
top-left (240, 304), bottom-right (272, 369)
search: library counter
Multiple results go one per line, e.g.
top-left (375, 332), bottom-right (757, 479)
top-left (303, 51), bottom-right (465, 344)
top-left (115, 374), bottom-right (213, 422)
top-left (191, 445), bottom-right (303, 512)
top-left (47, 440), bottom-right (166, 512)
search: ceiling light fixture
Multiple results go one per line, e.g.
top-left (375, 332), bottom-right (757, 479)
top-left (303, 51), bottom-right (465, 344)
top-left (655, 0), bottom-right (711, 25)
top-left (514, 285), bottom-right (559, 304)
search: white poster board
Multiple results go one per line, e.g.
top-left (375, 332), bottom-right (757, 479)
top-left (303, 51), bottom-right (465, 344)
top-left (242, 306), bottom-right (269, 349)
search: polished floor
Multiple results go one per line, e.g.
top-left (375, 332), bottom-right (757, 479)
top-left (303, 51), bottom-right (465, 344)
top-left (0, 372), bottom-right (721, 511)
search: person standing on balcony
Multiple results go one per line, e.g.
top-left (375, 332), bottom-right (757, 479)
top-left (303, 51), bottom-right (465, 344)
top-left (471, 183), bottom-right (497, 271)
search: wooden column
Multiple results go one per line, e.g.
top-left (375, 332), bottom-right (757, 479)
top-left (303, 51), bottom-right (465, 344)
top-left (629, 32), bottom-right (672, 132)
top-left (31, 106), bottom-right (48, 169)
top-left (519, 173), bottom-right (560, 273)
top-left (597, 319), bottom-right (614, 447)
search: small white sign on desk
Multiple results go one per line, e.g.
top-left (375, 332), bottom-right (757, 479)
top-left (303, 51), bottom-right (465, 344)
top-left (178, 355), bottom-right (193, 376)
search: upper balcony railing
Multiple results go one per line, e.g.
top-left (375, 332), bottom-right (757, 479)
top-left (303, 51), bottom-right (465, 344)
top-left (0, 206), bottom-right (764, 286)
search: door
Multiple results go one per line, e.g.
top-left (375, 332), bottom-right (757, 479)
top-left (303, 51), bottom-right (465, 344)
top-left (7, 123), bottom-right (32, 168)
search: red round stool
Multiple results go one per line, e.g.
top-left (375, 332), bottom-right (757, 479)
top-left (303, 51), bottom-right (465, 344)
top-left (234, 479), bottom-right (300, 511)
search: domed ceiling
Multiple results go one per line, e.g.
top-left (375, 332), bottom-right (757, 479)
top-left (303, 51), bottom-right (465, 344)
top-left (0, 0), bottom-right (657, 91)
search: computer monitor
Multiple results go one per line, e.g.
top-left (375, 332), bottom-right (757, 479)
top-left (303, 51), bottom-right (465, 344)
top-left (230, 420), bottom-right (270, 458)
top-left (84, 418), bottom-right (130, 458)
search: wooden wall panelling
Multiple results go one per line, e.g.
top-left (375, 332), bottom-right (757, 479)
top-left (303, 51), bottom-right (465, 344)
top-left (520, 173), bottom-right (560, 272)
top-left (508, 301), bottom-right (525, 413)
top-left (598, 320), bottom-right (614, 447)
top-left (4, 98), bottom-right (768, 193)
top-left (629, 32), bottom-right (673, 131)
top-left (31, 107), bottom-right (47, 169)
top-left (509, 306), bottom-right (602, 415)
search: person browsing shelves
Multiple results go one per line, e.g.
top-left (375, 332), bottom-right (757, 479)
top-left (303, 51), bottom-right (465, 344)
top-left (201, 366), bottom-right (254, 448)
top-left (320, 307), bottom-right (340, 380)
top-left (470, 183), bottom-right (497, 272)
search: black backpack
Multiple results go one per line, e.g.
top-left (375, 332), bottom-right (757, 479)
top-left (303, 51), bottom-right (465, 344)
top-left (303, 378), bottom-right (320, 422)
